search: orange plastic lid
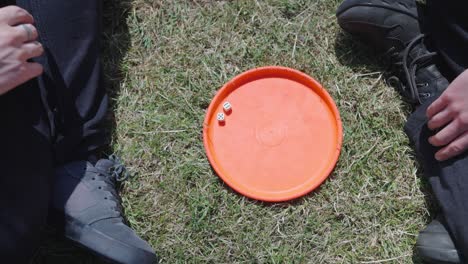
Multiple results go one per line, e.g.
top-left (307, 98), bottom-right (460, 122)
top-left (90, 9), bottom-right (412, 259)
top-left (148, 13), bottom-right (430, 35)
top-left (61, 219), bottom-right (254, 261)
top-left (203, 66), bottom-right (342, 202)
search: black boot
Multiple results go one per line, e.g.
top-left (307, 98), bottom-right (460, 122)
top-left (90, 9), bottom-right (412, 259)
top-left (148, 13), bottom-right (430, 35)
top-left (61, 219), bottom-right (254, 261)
top-left (336, 0), bottom-right (449, 104)
top-left (52, 156), bottom-right (158, 264)
top-left (416, 216), bottom-right (460, 264)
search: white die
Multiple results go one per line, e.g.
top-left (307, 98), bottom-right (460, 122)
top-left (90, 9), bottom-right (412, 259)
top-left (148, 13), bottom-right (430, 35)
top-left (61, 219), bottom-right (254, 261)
top-left (217, 113), bottom-right (225, 121)
top-left (223, 102), bottom-right (232, 112)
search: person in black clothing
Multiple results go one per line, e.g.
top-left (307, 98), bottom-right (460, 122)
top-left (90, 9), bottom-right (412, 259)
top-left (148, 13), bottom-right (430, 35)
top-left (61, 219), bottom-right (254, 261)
top-left (337, 0), bottom-right (468, 263)
top-left (0, 1), bottom-right (157, 263)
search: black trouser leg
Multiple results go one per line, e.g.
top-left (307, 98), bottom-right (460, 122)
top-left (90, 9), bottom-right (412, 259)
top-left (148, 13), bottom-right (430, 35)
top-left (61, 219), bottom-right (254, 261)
top-left (0, 81), bottom-right (53, 262)
top-left (405, 98), bottom-right (468, 262)
top-left (0, 0), bottom-right (108, 261)
top-left (425, 0), bottom-right (468, 78)
top-left (0, 2), bottom-right (53, 262)
top-left (17, 0), bottom-right (109, 165)
top-left (410, 1), bottom-right (468, 262)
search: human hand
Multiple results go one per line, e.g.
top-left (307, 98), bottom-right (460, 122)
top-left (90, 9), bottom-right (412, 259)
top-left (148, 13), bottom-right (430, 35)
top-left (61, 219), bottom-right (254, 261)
top-left (427, 69), bottom-right (468, 161)
top-left (0, 5), bottom-right (43, 95)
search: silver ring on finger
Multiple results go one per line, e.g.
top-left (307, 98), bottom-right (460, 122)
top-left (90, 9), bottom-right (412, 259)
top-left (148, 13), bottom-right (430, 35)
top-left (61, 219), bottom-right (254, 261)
top-left (21, 24), bottom-right (33, 42)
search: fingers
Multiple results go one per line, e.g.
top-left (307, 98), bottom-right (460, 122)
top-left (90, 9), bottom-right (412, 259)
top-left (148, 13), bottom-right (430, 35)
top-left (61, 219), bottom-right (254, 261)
top-left (429, 114), bottom-right (468, 147)
top-left (0, 6), bottom-right (33, 26)
top-left (12, 62), bottom-right (43, 88)
top-left (429, 119), bottom-right (463, 147)
top-left (18, 61), bottom-right (43, 80)
top-left (12, 23), bottom-right (38, 43)
top-left (16, 41), bottom-right (43, 61)
top-left (427, 108), bottom-right (453, 130)
top-left (435, 131), bottom-right (468, 161)
top-left (427, 94), bottom-right (449, 119)
top-left (0, 62), bottom-right (43, 95)
top-left (4, 41), bottom-right (43, 61)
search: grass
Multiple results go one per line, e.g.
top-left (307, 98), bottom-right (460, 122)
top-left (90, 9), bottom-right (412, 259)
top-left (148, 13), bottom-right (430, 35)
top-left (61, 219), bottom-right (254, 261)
top-left (32, 0), bottom-right (435, 263)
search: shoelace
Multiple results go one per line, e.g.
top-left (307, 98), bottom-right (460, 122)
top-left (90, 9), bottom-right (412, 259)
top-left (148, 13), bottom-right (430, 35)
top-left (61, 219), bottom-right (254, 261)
top-left (94, 155), bottom-right (130, 215)
top-left (386, 34), bottom-right (437, 103)
top-left (109, 154), bottom-right (130, 182)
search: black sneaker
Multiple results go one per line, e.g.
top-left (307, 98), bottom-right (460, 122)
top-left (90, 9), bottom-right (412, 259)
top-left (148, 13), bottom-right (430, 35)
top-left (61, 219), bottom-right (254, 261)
top-left (52, 156), bottom-right (157, 264)
top-left (416, 216), bottom-right (460, 264)
top-left (336, 0), bottom-right (449, 104)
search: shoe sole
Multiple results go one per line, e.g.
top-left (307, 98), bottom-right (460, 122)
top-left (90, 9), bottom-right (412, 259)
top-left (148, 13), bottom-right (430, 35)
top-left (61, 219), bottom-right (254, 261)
top-left (64, 219), bottom-right (157, 264)
top-left (416, 245), bottom-right (460, 264)
top-left (336, 0), bottom-right (418, 19)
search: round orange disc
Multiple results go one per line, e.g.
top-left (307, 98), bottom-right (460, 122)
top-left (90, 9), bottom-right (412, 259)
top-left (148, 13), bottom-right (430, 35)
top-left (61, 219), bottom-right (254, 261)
top-left (203, 66), bottom-right (342, 202)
